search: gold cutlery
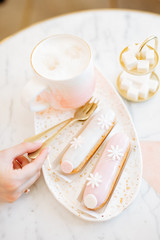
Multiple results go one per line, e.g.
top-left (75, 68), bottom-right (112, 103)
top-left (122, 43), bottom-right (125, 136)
top-left (28, 98), bottom-right (98, 160)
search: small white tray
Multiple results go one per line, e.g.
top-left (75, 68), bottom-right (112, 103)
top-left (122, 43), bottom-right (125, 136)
top-left (34, 68), bottom-right (142, 222)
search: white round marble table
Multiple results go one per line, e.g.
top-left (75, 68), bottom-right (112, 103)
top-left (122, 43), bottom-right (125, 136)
top-left (0, 9), bottom-right (160, 240)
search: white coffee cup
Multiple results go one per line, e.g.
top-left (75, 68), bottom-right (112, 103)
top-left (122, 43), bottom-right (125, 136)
top-left (22, 34), bottom-right (95, 112)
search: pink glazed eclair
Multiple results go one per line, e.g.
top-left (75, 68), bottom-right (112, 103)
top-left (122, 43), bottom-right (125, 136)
top-left (83, 133), bottom-right (130, 210)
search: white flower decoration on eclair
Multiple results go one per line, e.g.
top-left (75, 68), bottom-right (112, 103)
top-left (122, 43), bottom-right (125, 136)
top-left (87, 172), bottom-right (102, 188)
top-left (97, 114), bottom-right (114, 130)
top-left (70, 136), bottom-right (84, 150)
top-left (107, 145), bottom-right (123, 161)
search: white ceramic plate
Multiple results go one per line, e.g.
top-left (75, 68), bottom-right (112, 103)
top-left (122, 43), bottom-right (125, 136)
top-left (34, 68), bottom-right (142, 221)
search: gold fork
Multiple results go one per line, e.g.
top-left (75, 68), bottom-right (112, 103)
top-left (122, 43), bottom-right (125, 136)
top-left (28, 99), bottom-right (98, 160)
top-left (24, 98), bottom-right (97, 143)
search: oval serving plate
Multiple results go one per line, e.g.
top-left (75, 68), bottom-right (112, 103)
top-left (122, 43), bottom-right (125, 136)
top-left (34, 67), bottom-right (142, 222)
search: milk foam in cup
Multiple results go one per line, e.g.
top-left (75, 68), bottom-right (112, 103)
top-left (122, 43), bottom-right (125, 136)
top-left (22, 34), bottom-right (95, 112)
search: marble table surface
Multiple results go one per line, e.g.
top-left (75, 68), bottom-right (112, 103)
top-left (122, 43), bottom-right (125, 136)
top-left (0, 9), bottom-right (160, 240)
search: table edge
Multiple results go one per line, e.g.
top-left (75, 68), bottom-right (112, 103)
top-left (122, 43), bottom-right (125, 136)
top-left (1, 8), bottom-right (160, 45)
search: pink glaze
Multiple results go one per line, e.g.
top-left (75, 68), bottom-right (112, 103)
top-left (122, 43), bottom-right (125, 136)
top-left (83, 133), bottom-right (130, 209)
top-left (61, 161), bottom-right (73, 174)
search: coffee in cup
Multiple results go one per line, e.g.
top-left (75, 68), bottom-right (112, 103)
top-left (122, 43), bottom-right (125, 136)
top-left (22, 34), bottom-right (95, 111)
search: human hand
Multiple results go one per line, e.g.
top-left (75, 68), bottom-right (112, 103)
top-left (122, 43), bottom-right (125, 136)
top-left (0, 142), bottom-right (48, 203)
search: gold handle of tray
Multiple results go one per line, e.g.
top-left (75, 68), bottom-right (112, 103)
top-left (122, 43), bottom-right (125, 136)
top-left (137, 35), bottom-right (158, 59)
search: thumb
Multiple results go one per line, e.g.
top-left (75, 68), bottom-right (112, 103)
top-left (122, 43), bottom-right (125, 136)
top-left (19, 148), bottom-right (48, 180)
top-left (8, 142), bottom-right (43, 161)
